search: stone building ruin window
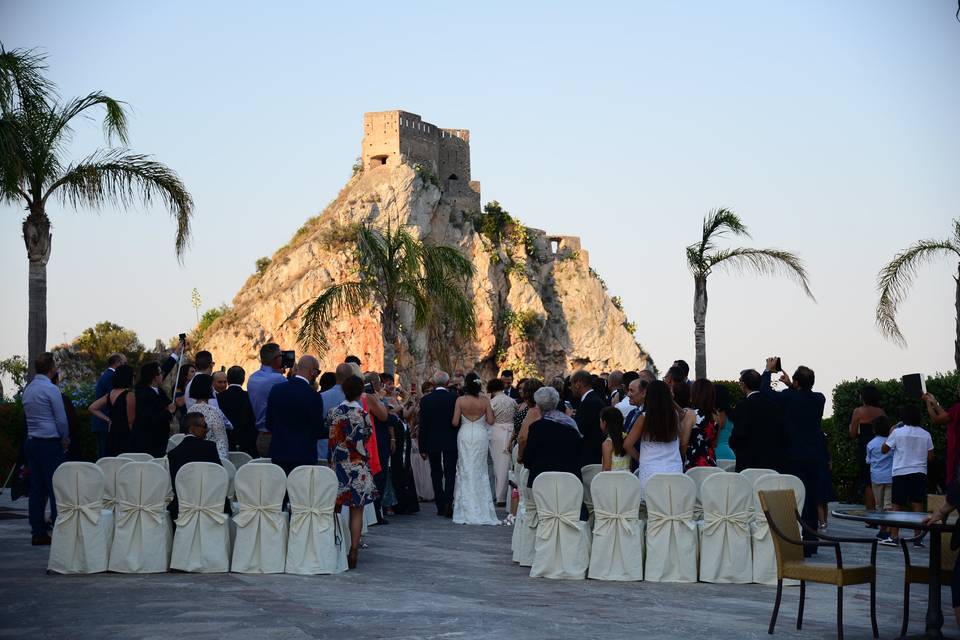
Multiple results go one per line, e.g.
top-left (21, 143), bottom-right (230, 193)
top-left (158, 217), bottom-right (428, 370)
top-left (447, 174), bottom-right (458, 180)
top-left (371, 155), bottom-right (388, 166)
top-left (550, 239), bottom-right (560, 254)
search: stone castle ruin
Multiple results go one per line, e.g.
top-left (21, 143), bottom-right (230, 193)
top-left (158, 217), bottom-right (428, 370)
top-left (199, 109), bottom-right (651, 382)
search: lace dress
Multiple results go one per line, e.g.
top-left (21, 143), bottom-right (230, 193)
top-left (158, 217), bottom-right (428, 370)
top-left (453, 415), bottom-right (500, 525)
top-left (187, 402), bottom-right (229, 461)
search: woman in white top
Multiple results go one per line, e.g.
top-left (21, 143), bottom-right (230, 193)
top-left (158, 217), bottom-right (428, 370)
top-left (451, 373), bottom-right (500, 525)
top-left (623, 380), bottom-right (682, 497)
top-left (487, 378), bottom-right (517, 505)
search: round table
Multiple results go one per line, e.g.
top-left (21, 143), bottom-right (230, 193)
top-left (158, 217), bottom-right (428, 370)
top-left (833, 508), bottom-right (954, 640)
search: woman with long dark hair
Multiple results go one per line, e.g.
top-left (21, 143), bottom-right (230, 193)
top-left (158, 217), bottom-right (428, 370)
top-left (623, 380), bottom-right (683, 497)
top-left (89, 364), bottom-right (135, 457)
top-left (129, 362), bottom-right (176, 458)
top-left (601, 407), bottom-right (630, 471)
top-left (174, 362), bottom-right (196, 434)
top-left (683, 379), bottom-right (719, 470)
top-left (849, 384), bottom-right (885, 512)
top-left (451, 372), bottom-right (499, 525)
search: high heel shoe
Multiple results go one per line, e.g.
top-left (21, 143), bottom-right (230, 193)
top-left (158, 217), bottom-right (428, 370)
top-left (347, 548), bottom-right (358, 570)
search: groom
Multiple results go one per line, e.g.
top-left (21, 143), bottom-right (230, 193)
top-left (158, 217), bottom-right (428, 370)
top-left (418, 371), bottom-right (458, 517)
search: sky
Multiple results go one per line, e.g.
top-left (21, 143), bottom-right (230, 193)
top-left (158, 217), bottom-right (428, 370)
top-left (1, 1), bottom-right (958, 412)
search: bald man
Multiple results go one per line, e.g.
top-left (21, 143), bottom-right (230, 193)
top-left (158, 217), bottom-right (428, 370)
top-left (265, 355), bottom-right (327, 475)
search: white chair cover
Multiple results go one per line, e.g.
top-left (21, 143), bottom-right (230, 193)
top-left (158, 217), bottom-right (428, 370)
top-left (362, 502), bottom-right (377, 533)
top-left (643, 473), bottom-right (698, 583)
top-left (250, 457), bottom-right (272, 463)
top-left (581, 464), bottom-right (603, 527)
top-left (228, 451), bottom-right (253, 469)
top-left (48, 462), bottom-right (111, 574)
top-left (588, 472), bottom-right (644, 581)
top-left (511, 465), bottom-right (529, 562)
top-left (222, 458), bottom-right (238, 501)
top-left (752, 474), bottom-right (806, 584)
top-left (118, 452), bottom-right (154, 462)
top-left (170, 462), bottom-right (231, 572)
top-left (517, 481), bottom-right (538, 567)
top-left (698, 473), bottom-right (754, 583)
top-left (530, 472), bottom-right (590, 579)
top-left (167, 433), bottom-right (186, 453)
top-left (740, 468), bottom-right (777, 485)
top-left (95, 457), bottom-right (129, 511)
top-left (285, 465), bottom-right (347, 575)
top-left (717, 458), bottom-right (736, 472)
top-left (686, 466), bottom-right (724, 518)
top-left (108, 461), bottom-right (172, 573)
top-left (231, 462), bottom-right (287, 573)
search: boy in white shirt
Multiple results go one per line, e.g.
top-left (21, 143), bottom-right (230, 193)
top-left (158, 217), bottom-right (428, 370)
top-left (882, 404), bottom-right (934, 545)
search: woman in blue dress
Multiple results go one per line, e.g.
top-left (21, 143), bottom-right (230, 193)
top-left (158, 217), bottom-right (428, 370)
top-left (714, 384), bottom-right (736, 461)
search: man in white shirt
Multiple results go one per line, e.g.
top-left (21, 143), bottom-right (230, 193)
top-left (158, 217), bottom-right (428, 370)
top-left (882, 404), bottom-right (934, 543)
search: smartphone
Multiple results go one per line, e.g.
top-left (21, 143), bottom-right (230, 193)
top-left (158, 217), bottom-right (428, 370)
top-left (281, 350), bottom-right (296, 369)
top-left (364, 383), bottom-right (374, 394)
top-left (774, 357), bottom-right (782, 373)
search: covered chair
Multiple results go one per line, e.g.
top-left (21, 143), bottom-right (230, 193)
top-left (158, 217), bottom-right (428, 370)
top-left (511, 465), bottom-right (529, 563)
top-left (741, 468), bottom-right (777, 485)
top-left (717, 458), bottom-right (737, 472)
top-left (285, 465), bottom-right (346, 575)
top-left (95, 456), bottom-right (128, 511)
top-left (698, 472), bottom-right (753, 583)
top-left (587, 471), bottom-right (643, 581)
top-left (759, 489), bottom-right (878, 640)
top-left (228, 451), bottom-right (253, 469)
top-left (752, 474), bottom-right (805, 585)
top-left (516, 480), bottom-right (538, 567)
top-left (222, 458), bottom-right (238, 501)
top-left (250, 457), bottom-right (272, 463)
top-left (108, 461), bottom-right (172, 573)
top-left (581, 464), bottom-right (603, 527)
top-left (686, 466), bottom-right (724, 518)
top-left (118, 452), bottom-right (154, 463)
top-left (48, 462), bottom-right (111, 574)
top-left (167, 433), bottom-right (186, 453)
top-left (170, 462), bottom-right (231, 572)
top-left (530, 472), bottom-right (590, 579)
top-left (231, 462), bottom-right (287, 573)
top-left (643, 473), bottom-right (698, 583)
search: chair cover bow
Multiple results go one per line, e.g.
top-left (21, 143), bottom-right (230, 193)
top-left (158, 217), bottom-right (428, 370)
top-left (115, 499), bottom-right (168, 526)
top-left (288, 503), bottom-right (335, 532)
top-left (536, 509), bottom-right (581, 540)
top-left (233, 503), bottom-right (285, 528)
top-left (646, 509), bottom-right (696, 535)
top-left (524, 502), bottom-right (539, 529)
top-left (593, 508), bottom-right (639, 536)
top-left (54, 500), bottom-right (103, 527)
top-left (175, 500), bottom-right (229, 527)
top-left (702, 510), bottom-right (753, 535)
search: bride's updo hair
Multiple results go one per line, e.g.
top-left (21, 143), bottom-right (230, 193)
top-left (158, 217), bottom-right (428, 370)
top-left (464, 372), bottom-right (482, 397)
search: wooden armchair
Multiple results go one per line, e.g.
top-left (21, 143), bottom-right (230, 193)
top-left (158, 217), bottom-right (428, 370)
top-left (759, 489), bottom-right (879, 640)
top-left (898, 495), bottom-right (957, 637)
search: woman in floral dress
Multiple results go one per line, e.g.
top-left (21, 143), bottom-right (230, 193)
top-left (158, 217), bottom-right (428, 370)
top-left (683, 379), bottom-right (719, 471)
top-left (327, 375), bottom-right (377, 569)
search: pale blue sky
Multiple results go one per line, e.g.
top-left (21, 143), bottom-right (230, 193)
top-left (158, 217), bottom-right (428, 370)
top-left (2, 1), bottom-right (958, 408)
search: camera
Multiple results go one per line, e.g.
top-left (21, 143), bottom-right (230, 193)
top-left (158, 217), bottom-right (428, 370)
top-left (178, 332), bottom-right (186, 342)
top-left (281, 350), bottom-right (296, 369)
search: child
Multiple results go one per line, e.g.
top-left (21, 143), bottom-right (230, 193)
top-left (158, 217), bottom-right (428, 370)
top-left (865, 416), bottom-right (895, 544)
top-left (882, 404), bottom-right (934, 546)
top-left (600, 407), bottom-right (631, 472)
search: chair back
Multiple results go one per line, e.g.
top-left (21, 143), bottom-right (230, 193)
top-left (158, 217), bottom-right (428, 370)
top-left (740, 468), bottom-right (777, 485)
top-left (532, 472), bottom-right (583, 533)
top-left (222, 458), bottom-right (237, 500)
top-left (228, 451), bottom-right (253, 469)
top-left (700, 473), bottom-right (753, 532)
top-left (167, 433), bottom-right (186, 453)
top-left (581, 464), bottom-right (603, 515)
top-left (754, 474), bottom-right (805, 513)
top-left (109, 461), bottom-right (172, 572)
top-left (591, 471), bottom-right (642, 532)
top-left (119, 452), bottom-right (154, 463)
top-left (235, 463), bottom-right (286, 522)
top-left (174, 462), bottom-right (229, 524)
top-left (758, 489), bottom-right (804, 574)
top-left (717, 458), bottom-right (736, 472)
top-left (49, 462), bottom-right (109, 573)
top-left (927, 494), bottom-right (958, 571)
top-left (686, 466), bottom-right (724, 495)
top-left (286, 465), bottom-right (344, 574)
top-left (250, 457), bottom-right (272, 463)
top-left (530, 472), bottom-right (588, 579)
top-left (170, 462), bottom-right (230, 572)
top-left (644, 473), bottom-right (696, 523)
top-left (95, 456), bottom-right (129, 509)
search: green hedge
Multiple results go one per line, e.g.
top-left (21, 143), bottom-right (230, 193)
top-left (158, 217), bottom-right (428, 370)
top-left (828, 371), bottom-right (959, 502)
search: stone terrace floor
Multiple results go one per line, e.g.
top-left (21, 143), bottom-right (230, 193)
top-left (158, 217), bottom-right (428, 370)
top-left (0, 492), bottom-right (952, 640)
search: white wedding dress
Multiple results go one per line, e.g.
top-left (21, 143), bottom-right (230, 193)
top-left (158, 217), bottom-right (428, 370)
top-left (452, 415), bottom-right (500, 525)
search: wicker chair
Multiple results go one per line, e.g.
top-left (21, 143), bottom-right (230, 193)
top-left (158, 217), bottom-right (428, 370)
top-left (759, 489), bottom-right (878, 640)
top-left (898, 495), bottom-right (957, 637)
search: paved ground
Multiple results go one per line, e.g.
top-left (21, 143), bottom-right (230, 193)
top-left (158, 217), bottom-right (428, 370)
top-left (0, 491), bottom-right (953, 640)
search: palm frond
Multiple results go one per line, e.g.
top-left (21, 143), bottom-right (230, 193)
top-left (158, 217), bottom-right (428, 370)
top-left (51, 92), bottom-right (128, 147)
top-left (395, 280), bottom-right (432, 327)
top-left (422, 242), bottom-right (475, 282)
top-left (876, 239), bottom-right (959, 345)
top-left (0, 44), bottom-right (54, 112)
top-left (45, 149), bottom-right (194, 259)
top-left (707, 247), bottom-right (815, 300)
top-left (688, 208), bottom-right (751, 271)
top-left (953, 217), bottom-right (960, 246)
top-left (297, 282), bottom-right (374, 354)
top-left (425, 275), bottom-right (477, 337)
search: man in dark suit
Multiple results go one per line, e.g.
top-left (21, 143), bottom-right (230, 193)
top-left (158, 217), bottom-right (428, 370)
top-left (729, 369), bottom-right (786, 473)
top-left (167, 412), bottom-right (222, 520)
top-left (266, 355), bottom-right (326, 475)
top-left (91, 353), bottom-right (125, 459)
top-left (418, 371), bottom-right (458, 517)
top-left (570, 369), bottom-right (605, 467)
top-left (218, 365), bottom-right (258, 458)
top-left (501, 369), bottom-right (520, 401)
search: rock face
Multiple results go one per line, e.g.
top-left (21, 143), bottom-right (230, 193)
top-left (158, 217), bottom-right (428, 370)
top-left (201, 111), bottom-right (653, 382)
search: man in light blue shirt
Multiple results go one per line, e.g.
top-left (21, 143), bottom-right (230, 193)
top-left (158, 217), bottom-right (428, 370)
top-left (247, 343), bottom-right (288, 456)
top-left (318, 363), bottom-right (353, 462)
top-left (22, 352), bottom-right (69, 545)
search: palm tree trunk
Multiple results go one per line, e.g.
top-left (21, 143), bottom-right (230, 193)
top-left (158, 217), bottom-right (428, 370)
top-left (955, 262), bottom-right (959, 371)
top-left (381, 305), bottom-right (398, 377)
top-left (23, 207), bottom-right (52, 379)
top-left (694, 275), bottom-right (708, 379)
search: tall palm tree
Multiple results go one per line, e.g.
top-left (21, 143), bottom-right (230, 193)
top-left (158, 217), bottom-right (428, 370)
top-left (298, 223), bottom-right (476, 375)
top-left (0, 45), bottom-right (193, 375)
top-left (686, 208), bottom-right (814, 379)
top-left (876, 218), bottom-right (960, 369)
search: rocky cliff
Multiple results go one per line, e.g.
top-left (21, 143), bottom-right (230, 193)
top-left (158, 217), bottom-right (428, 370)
top-left (201, 162), bottom-right (653, 383)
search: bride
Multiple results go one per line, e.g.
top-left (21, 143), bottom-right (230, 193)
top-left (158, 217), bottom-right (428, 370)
top-left (451, 373), bottom-right (500, 525)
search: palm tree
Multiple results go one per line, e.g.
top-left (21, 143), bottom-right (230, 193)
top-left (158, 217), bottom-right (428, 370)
top-left (0, 45), bottom-right (193, 375)
top-left (298, 223), bottom-right (476, 375)
top-left (876, 218), bottom-right (960, 369)
top-left (686, 208), bottom-right (814, 379)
